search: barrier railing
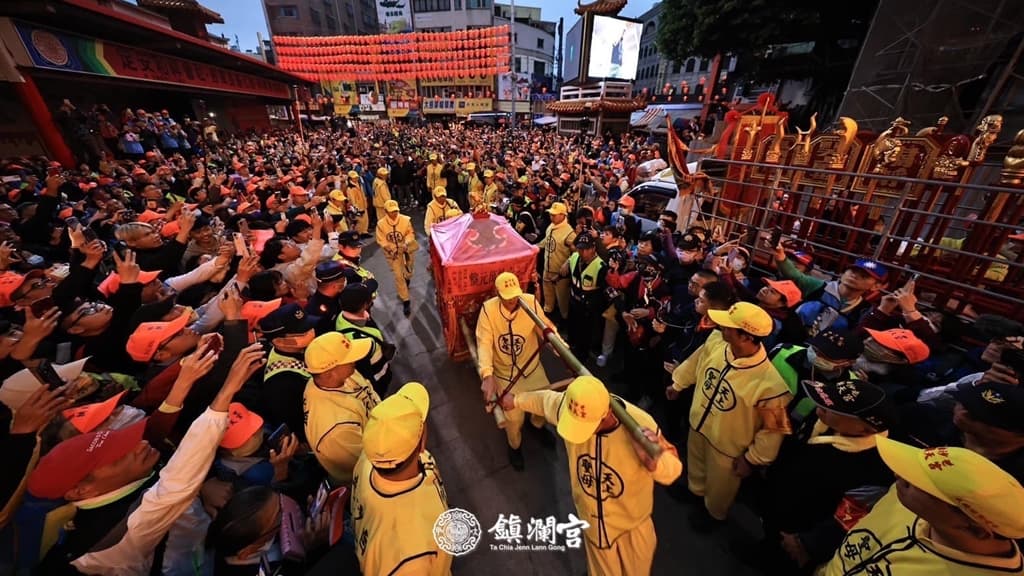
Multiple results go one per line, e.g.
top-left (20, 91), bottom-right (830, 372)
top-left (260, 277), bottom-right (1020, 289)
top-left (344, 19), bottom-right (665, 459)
top-left (691, 156), bottom-right (1024, 320)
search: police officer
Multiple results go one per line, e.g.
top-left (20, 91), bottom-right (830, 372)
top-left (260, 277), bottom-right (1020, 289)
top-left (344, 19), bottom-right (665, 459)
top-left (562, 233), bottom-right (608, 360)
top-left (334, 230), bottom-right (377, 295)
top-left (259, 303), bottom-right (320, 443)
top-left (337, 282), bottom-right (394, 399)
top-left (306, 261), bottom-right (355, 334)
top-left (477, 272), bottom-right (558, 470)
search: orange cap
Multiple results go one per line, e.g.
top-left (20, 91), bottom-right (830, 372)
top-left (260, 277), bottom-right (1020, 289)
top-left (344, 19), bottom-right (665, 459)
top-left (241, 298), bottom-right (282, 330)
top-left (0, 272), bottom-right (29, 308)
top-left (251, 229), bottom-right (275, 254)
top-left (126, 311), bottom-right (190, 362)
top-left (62, 390), bottom-right (127, 433)
top-left (160, 221), bottom-right (181, 238)
top-left (220, 402), bottom-right (264, 449)
top-left (618, 196), bottom-right (635, 208)
top-left (98, 270), bottom-right (162, 297)
top-left (136, 210), bottom-right (165, 224)
top-left (294, 213), bottom-right (312, 224)
top-left (763, 279), bottom-right (802, 307)
top-left (865, 328), bottom-right (930, 364)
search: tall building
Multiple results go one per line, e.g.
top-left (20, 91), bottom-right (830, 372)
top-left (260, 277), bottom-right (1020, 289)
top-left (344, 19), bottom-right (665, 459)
top-left (264, 0), bottom-right (379, 37)
top-left (494, 2), bottom-right (555, 120)
top-left (411, 0), bottom-right (492, 32)
top-left (633, 3), bottom-right (736, 102)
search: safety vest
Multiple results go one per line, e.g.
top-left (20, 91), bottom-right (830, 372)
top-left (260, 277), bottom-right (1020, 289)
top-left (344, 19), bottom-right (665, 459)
top-left (336, 315), bottom-right (390, 384)
top-left (567, 252), bottom-right (605, 295)
top-left (771, 345), bottom-right (859, 423)
top-left (351, 451), bottom-right (451, 576)
top-left (333, 256), bottom-right (376, 283)
top-left (264, 348), bottom-right (309, 381)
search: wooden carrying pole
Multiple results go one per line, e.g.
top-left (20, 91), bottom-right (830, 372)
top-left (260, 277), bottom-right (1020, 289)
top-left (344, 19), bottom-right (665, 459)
top-left (515, 297), bottom-right (663, 459)
top-left (460, 317), bottom-right (509, 428)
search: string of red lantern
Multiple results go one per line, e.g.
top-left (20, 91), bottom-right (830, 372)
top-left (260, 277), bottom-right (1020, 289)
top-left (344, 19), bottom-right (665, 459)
top-left (272, 25), bottom-right (511, 81)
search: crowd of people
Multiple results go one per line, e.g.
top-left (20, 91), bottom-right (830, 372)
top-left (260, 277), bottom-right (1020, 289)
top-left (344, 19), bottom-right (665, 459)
top-left (0, 107), bottom-right (1020, 576)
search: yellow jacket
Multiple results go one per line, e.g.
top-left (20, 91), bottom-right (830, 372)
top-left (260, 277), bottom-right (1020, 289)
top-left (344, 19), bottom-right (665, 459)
top-left (469, 174), bottom-right (483, 195)
top-left (347, 181), bottom-right (367, 210)
top-left (424, 198), bottom-right (462, 236)
top-left (303, 373), bottom-right (381, 485)
top-left (816, 486), bottom-right (1024, 576)
top-left (542, 220), bottom-right (577, 277)
top-left (375, 214), bottom-right (417, 260)
top-left (352, 450), bottom-right (452, 576)
top-left (515, 390), bottom-right (682, 549)
top-left (671, 330), bottom-right (792, 465)
top-left (475, 294), bottom-right (552, 391)
top-left (483, 182), bottom-right (499, 206)
top-left (372, 177), bottom-right (391, 208)
top-left (426, 163), bottom-right (443, 191)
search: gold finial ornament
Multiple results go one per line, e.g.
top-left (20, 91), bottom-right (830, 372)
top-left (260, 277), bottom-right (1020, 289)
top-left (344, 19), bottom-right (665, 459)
top-left (1000, 129), bottom-right (1024, 187)
top-left (967, 114), bottom-right (1003, 163)
top-left (871, 117), bottom-right (911, 173)
top-left (765, 117), bottom-right (787, 164)
top-left (791, 113), bottom-right (817, 165)
top-left (828, 117), bottom-right (858, 169)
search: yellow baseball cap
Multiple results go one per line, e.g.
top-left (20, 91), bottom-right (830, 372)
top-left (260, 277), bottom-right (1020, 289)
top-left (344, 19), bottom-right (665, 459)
top-left (329, 189), bottom-right (347, 202)
top-left (495, 272), bottom-right (522, 300)
top-left (362, 382), bottom-right (430, 469)
top-left (483, 169), bottom-right (495, 179)
top-left (347, 170), bottom-right (359, 180)
top-left (304, 332), bottom-right (372, 374)
top-left (465, 162), bottom-right (476, 171)
top-left (708, 302), bottom-right (773, 337)
top-left (429, 153), bottom-right (438, 160)
top-left (384, 199), bottom-right (400, 213)
top-left (433, 186), bottom-right (447, 198)
top-left (547, 202), bottom-right (568, 216)
top-left (377, 167), bottom-right (389, 176)
top-left (517, 175), bottom-right (529, 184)
top-left (876, 436), bottom-right (1024, 538)
top-left (556, 376), bottom-right (610, 444)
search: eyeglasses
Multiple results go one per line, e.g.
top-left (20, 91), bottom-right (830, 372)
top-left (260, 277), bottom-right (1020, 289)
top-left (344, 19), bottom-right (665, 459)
top-left (65, 302), bottom-right (106, 330)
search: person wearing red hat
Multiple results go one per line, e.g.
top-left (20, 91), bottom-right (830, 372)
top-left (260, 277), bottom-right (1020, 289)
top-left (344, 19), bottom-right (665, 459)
top-left (27, 344), bottom-right (265, 575)
top-left (858, 276), bottom-right (941, 354)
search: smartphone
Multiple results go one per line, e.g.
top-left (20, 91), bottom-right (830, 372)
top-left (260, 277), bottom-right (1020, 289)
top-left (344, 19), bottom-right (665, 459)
top-left (31, 359), bottom-right (66, 390)
top-left (768, 227), bottom-right (783, 248)
top-left (909, 272), bottom-right (921, 283)
top-left (81, 226), bottom-right (98, 243)
top-left (309, 479), bottom-right (330, 517)
top-left (1, 175), bottom-right (20, 184)
top-left (232, 233), bottom-right (250, 258)
top-left (65, 216), bottom-right (80, 231)
top-left (207, 333), bottom-right (223, 355)
top-left (999, 347), bottom-right (1024, 378)
top-left (30, 296), bottom-right (55, 318)
top-left (266, 423), bottom-right (291, 453)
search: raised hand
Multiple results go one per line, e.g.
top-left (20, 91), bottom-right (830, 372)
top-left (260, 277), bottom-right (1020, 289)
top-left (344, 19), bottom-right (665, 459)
top-left (112, 249), bottom-right (140, 284)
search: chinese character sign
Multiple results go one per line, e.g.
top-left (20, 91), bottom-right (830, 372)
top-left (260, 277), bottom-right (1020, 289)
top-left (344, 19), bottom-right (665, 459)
top-left (486, 514), bottom-right (590, 552)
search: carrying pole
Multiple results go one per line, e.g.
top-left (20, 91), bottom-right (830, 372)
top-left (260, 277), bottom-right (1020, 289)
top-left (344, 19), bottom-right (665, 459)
top-left (515, 297), bottom-right (663, 459)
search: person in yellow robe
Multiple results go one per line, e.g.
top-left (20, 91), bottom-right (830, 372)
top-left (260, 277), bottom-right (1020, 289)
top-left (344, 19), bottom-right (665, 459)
top-left (477, 272), bottom-right (558, 470)
top-left (482, 169), bottom-right (499, 208)
top-left (375, 199), bottom-right (417, 316)
top-left (372, 167), bottom-right (392, 225)
top-left (346, 170), bottom-right (370, 235)
top-left (540, 202), bottom-right (576, 321)
top-left (426, 153), bottom-right (443, 193)
top-left (816, 438), bottom-right (1024, 576)
top-left (502, 376), bottom-right (682, 576)
top-left (424, 186), bottom-right (462, 237)
top-left (352, 382), bottom-right (452, 576)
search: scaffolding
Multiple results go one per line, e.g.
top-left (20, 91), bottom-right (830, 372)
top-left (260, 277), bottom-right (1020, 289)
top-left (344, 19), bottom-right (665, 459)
top-left (837, 0), bottom-right (1024, 135)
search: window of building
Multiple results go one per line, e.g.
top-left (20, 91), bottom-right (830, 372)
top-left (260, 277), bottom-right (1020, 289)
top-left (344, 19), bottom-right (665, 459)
top-left (278, 5), bottom-right (299, 18)
top-left (310, 7), bottom-right (321, 26)
top-left (326, 14), bottom-right (338, 31)
top-left (685, 58), bottom-right (696, 73)
top-left (454, 0), bottom-right (461, 9)
top-left (533, 60), bottom-right (545, 76)
top-left (698, 58), bottom-right (709, 71)
top-left (515, 57), bottom-right (523, 73)
top-left (413, 0), bottom-right (452, 13)
top-left (672, 61), bottom-right (682, 74)
top-left (536, 38), bottom-right (544, 49)
top-left (513, 33), bottom-right (517, 42)
top-left (466, 0), bottom-right (490, 8)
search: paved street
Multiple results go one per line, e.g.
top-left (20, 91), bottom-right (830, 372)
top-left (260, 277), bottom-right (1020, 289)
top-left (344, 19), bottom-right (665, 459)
top-left (341, 211), bottom-right (764, 576)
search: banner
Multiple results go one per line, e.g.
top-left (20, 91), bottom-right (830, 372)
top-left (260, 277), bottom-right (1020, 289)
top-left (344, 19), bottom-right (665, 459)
top-left (376, 0), bottom-right (412, 34)
top-left (358, 92), bottom-right (386, 112)
top-left (320, 80), bottom-right (358, 115)
top-left (13, 22), bottom-right (290, 99)
top-left (419, 75), bottom-right (494, 88)
top-left (387, 77), bottom-right (418, 119)
top-left (423, 98), bottom-right (457, 115)
top-left (455, 98), bottom-right (493, 117)
top-left (497, 72), bottom-right (531, 101)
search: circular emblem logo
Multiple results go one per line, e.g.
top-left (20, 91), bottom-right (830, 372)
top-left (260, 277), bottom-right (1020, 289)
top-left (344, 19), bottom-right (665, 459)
top-left (31, 30), bottom-right (68, 66)
top-left (432, 508), bottom-right (481, 556)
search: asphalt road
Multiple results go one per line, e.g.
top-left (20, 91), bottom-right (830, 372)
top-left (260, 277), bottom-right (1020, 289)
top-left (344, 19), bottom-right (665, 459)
top-left (318, 209), bottom-right (764, 576)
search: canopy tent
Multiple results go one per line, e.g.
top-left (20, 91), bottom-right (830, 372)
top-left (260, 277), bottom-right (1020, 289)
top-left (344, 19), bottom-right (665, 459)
top-left (533, 116), bottom-right (558, 126)
top-left (630, 103), bottom-right (703, 132)
top-left (430, 212), bottom-right (539, 360)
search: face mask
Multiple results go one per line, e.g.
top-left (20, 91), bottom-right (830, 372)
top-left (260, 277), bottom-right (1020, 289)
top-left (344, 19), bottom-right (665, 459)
top-left (854, 356), bottom-right (893, 376)
top-left (806, 347), bottom-right (842, 374)
top-left (618, 207), bottom-right (631, 216)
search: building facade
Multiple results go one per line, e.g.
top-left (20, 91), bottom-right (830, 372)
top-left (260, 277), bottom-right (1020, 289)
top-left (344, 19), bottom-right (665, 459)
top-left (633, 2), bottom-right (736, 101)
top-left (375, 0), bottom-right (413, 33)
top-left (410, 0), bottom-right (492, 32)
top-left (264, 0), bottom-right (379, 37)
top-left (493, 3), bottom-right (555, 119)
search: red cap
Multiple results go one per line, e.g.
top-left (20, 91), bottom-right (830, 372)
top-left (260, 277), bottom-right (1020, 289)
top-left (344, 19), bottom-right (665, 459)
top-left (126, 312), bottom-right (190, 362)
top-left (98, 269), bottom-right (162, 297)
top-left (866, 328), bottom-right (930, 364)
top-left (160, 221), bottom-right (181, 238)
top-left (241, 298), bottom-right (282, 330)
top-left (28, 420), bottom-right (147, 499)
top-left (764, 279), bottom-right (802, 307)
top-left (98, 177), bottom-right (114, 186)
top-left (62, 390), bottom-right (127, 433)
top-left (221, 403), bottom-right (264, 449)
top-left (0, 271), bottom-right (33, 308)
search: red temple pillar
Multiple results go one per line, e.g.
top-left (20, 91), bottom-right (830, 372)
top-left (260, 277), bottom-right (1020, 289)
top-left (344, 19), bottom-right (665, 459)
top-left (12, 73), bottom-right (76, 167)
